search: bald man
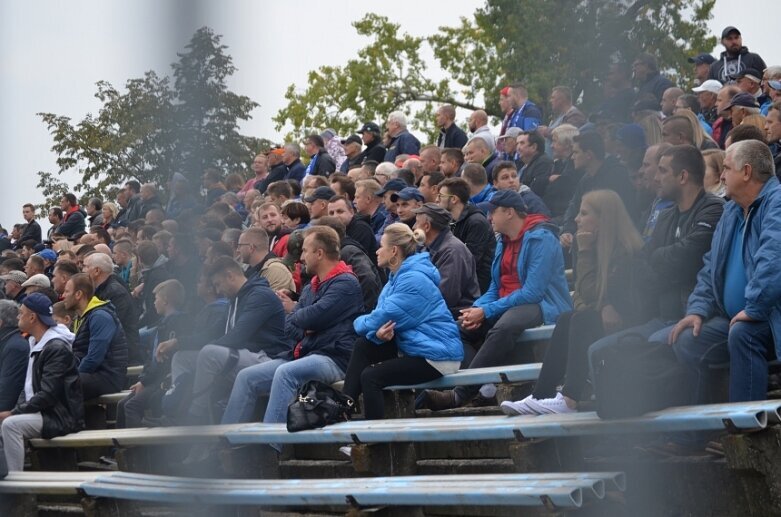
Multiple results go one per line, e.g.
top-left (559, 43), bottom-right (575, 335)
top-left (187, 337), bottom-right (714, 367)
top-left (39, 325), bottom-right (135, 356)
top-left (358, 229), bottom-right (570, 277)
top-left (467, 110), bottom-right (496, 153)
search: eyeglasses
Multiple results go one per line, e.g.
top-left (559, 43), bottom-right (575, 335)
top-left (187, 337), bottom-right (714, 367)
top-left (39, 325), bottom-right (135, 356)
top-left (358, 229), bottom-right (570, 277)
top-left (436, 194), bottom-right (455, 200)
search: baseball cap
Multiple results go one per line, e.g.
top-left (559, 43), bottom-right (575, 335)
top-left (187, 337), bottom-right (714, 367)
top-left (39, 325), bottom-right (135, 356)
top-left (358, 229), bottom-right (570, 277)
top-left (375, 178), bottom-right (407, 197)
top-left (486, 190), bottom-right (527, 214)
top-left (36, 249), bottom-right (57, 262)
top-left (390, 187), bottom-right (424, 203)
top-left (692, 79), bottom-right (723, 94)
top-left (22, 292), bottom-right (56, 327)
top-left (412, 203), bottom-right (452, 228)
top-left (731, 68), bottom-right (762, 83)
top-left (497, 127), bottom-right (522, 141)
top-left (721, 26), bottom-right (741, 39)
top-left (688, 53), bottom-right (716, 66)
top-left (358, 122), bottom-right (381, 134)
top-left (341, 135), bottom-right (362, 146)
top-left (21, 274), bottom-right (51, 289)
top-left (615, 124), bottom-right (647, 151)
top-left (0, 271), bottom-right (27, 285)
top-left (303, 186), bottom-right (336, 203)
top-left (725, 92), bottom-right (760, 109)
top-left (768, 80), bottom-right (781, 92)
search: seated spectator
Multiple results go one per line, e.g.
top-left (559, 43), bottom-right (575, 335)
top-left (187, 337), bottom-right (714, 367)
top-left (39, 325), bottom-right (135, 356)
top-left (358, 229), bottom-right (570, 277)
top-left (63, 273), bottom-right (128, 399)
top-left (418, 146), bottom-right (441, 175)
top-left (264, 180), bottom-right (293, 206)
top-left (543, 124), bottom-right (583, 220)
top-left (491, 161), bottom-right (551, 217)
top-left (412, 204), bottom-right (479, 317)
top-left (0, 301), bottom-right (29, 412)
top-left (693, 80), bottom-right (722, 126)
top-left (51, 261), bottom-right (78, 297)
top-left (302, 175), bottom-right (329, 201)
top-left (766, 100), bottom-right (781, 177)
top-left (24, 255), bottom-right (45, 278)
top-left (165, 233), bottom-right (203, 313)
top-left (111, 240), bottom-right (138, 290)
top-left (329, 175), bottom-right (356, 201)
top-left (280, 201), bottom-right (310, 231)
top-left (1, 271), bottom-right (27, 303)
top-left (20, 274), bottom-right (51, 295)
top-left (438, 177), bottom-right (495, 293)
top-left (353, 179), bottom-right (386, 235)
top-left (134, 241), bottom-right (172, 330)
top-left (339, 135), bottom-right (364, 173)
top-left (418, 171), bottom-right (445, 204)
top-left (421, 190), bottom-right (572, 409)
top-left (221, 227), bottom-right (362, 445)
top-left (726, 92), bottom-right (760, 127)
top-left (255, 203), bottom-right (291, 258)
top-left (172, 257), bottom-right (289, 424)
top-left (52, 301), bottom-right (77, 328)
top-left (463, 138), bottom-right (499, 183)
top-left (462, 163), bottom-right (495, 206)
top-left (237, 227), bottom-right (295, 293)
top-left (439, 148), bottom-right (465, 178)
top-left (664, 140), bottom-right (781, 403)
top-left (202, 169), bottom-right (228, 207)
top-left (327, 195), bottom-right (377, 261)
top-left (344, 223), bottom-right (463, 420)
top-left (138, 184), bottom-right (164, 220)
top-left (356, 122), bottom-right (386, 164)
top-left (633, 53), bottom-right (673, 102)
top-left (702, 149), bottom-right (727, 196)
top-left (502, 190), bottom-right (645, 415)
top-left (638, 143), bottom-right (675, 241)
top-left (390, 187), bottom-right (424, 228)
top-left (516, 130), bottom-right (553, 196)
top-left (0, 293), bottom-right (82, 472)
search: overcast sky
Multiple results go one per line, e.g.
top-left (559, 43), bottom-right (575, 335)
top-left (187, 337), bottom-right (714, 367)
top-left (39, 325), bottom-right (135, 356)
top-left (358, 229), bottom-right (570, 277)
top-left (0, 0), bottom-right (777, 231)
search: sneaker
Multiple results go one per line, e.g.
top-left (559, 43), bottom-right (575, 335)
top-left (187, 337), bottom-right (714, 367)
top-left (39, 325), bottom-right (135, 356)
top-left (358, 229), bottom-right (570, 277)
top-left (339, 446), bottom-right (352, 458)
top-left (500, 395), bottom-right (536, 416)
top-left (419, 389), bottom-right (458, 411)
top-left (525, 393), bottom-right (577, 415)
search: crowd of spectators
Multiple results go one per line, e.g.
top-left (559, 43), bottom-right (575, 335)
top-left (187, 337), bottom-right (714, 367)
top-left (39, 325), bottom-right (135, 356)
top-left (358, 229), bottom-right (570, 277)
top-left (0, 25), bottom-right (780, 468)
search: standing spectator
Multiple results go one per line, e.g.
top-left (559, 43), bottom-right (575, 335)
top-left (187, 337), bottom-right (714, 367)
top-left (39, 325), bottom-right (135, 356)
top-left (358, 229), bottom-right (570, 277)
top-left (46, 208), bottom-right (63, 241)
top-left (339, 135), bottom-right (364, 174)
top-left (709, 26), bottom-right (767, 84)
top-left (506, 84), bottom-right (542, 131)
top-left (689, 53), bottom-right (716, 85)
top-left (435, 104), bottom-right (468, 149)
top-left (117, 181), bottom-right (142, 225)
top-left (85, 198), bottom-right (104, 228)
top-left (320, 129), bottom-right (347, 171)
top-left (633, 53), bottom-right (673, 103)
top-left (18, 204), bottom-right (41, 245)
top-left (538, 86), bottom-right (586, 140)
top-left (384, 112), bottom-right (421, 163)
top-left (58, 194), bottom-right (87, 238)
top-left (544, 124), bottom-right (583, 219)
top-left (356, 122), bottom-right (386, 164)
top-left (0, 293), bottom-right (82, 472)
top-left (282, 144), bottom-right (306, 184)
top-left (467, 110), bottom-right (496, 153)
top-left (304, 134), bottom-right (337, 178)
top-left (64, 273), bottom-right (128, 399)
top-left (517, 130), bottom-right (553, 197)
top-left (0, 301), bottom-right (29, 412)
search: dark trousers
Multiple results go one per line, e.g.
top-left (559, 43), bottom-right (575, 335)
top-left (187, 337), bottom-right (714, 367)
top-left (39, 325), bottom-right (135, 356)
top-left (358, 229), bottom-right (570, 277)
top-left (81, 372), bottom-right (122, 401)
top-left (343, 337), bottom-right (441, 420)
top-left (532, 310), bottom-right (605, 401)
top-left (116, 387), bottom-right (158, 429)
top-left (455, 304), bottom-right (542, 401)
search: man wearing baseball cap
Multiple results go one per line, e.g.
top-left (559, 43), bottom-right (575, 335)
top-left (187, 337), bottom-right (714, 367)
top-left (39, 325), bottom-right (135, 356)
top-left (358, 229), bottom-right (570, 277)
top-left (374, 178), bottom-right (407, 241)
top-left (709, 26), bottom-right (767, 85)
top-left (1, 271), bottom-right (28, 304)
top-left (356, 122), bottom-right (386, 164)
top-left (420, 190), bottom-right (572, 410)
top-left (390, 187), bottom-right (424, 227)
top-left (0, 293), bottom-right (82, 472)
top-left (692, 80), bottom-right (723, 125)
top-left (339, 135), bottom-right (364, 173)
top-left (688, 53), bottom-right (716, 85)
top-left (725, 92), bottom-right (760, 127)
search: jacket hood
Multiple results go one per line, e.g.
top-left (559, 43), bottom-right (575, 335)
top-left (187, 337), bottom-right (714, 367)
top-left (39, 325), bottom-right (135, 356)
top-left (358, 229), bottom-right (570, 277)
top-left (242, 273), bottom-right (271, 295)
top-left (720, 46), bottom-right (750, 58)
top-left (457, 203), bottom-right (485, 224)
top-left (73, 297), bottom-right (110, 334)
top-left (397, 252), bottom-right (440, 285)
top-left (31, 323), bottom-right (75, 353)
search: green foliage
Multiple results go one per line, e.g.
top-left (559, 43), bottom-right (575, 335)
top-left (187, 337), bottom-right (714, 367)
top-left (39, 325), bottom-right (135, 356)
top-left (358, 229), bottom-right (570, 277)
top-left (37, 27), bottom-right (260, 212)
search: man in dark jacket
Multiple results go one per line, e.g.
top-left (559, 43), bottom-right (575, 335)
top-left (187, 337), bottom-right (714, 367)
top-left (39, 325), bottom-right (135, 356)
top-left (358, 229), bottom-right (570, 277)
top-left (18, 204), bottom-right (41, 246)
top-left (356, 122), bottom-right (386, 164)
top-left (413, 204), bottom-right (479, 318)
top-left (282, 144), bottom-right (307, 184)
top-left (304, 134), bottom-right (336, 177)
top-left (435, 104), bottom-right (469, 149)
top-left (83, 253), bottom-right (141, 366)
top-left (339, 135), bottom-right (364, 173)
top-left (172, 256), bottom-right (288, 424)
top-left (0, 301), bottom-right (29, 412)
top-left (58, 194), bottom-right (87, 238)
top-left (384, 111), bottom-right (421, 163)
top-left (1, 293), bottom-right (83, 472)
top-left (135, 241), bottom-right (172, 329)
top-left (221, 226), bottom-right (362, 440)
top-left (64, 274), bottom-right (128, 400)
top-left (439, 178), bottom-right (496, 293)
top-left (255, 148), bottom-right (288, 194)
top-left (709, 26), bottom-right (767, 84)
top-left (517, 131), bottom-right (553, 197)
top-left (327, 195), bottom-right (378, 264)
top-left (633, 53), bottom-right (674, 103)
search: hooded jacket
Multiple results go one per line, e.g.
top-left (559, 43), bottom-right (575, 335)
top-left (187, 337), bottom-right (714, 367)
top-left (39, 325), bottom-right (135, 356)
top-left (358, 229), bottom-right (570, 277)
top-left (13, 324), bottom-right (84, 439)
top-left (475, 220), bottom-right (572, 324)
top-left (452, 204), bottom-right (496, 294)
top-left (708, 46), bottom-right (767, 84)
top-left (246, 253), bottom-right (296, 293)
top-left (686, 178), bottom-right (781, 357)
top-left (0, 327), bottom-right (30, 411)
top-left (354, 252), bottom-right (463, 362)
top-left (340, 238), bottom-right (382, 312)
top-left (286, 262), bottom-right (363, 372)
top-left (72, 298), bottom-right (128, 386)
top-left (214, 274), bottom-right (288, 357)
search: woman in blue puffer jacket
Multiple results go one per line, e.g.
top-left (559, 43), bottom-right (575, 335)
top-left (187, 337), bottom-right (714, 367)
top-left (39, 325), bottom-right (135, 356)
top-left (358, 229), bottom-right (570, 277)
top-left (343, 223), bottom-right (463, 420)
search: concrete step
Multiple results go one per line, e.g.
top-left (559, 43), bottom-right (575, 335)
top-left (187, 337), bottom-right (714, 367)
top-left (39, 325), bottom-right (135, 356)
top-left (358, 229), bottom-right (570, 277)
top-left (279, 459), bottom-right (356, 479)
top-left (416, 458), bottom-right (516, 475)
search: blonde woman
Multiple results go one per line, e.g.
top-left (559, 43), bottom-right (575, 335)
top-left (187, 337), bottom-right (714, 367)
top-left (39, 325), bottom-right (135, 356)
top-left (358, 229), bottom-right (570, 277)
top-left (676, 109), bottom-right (719, 150)
top-left (503, 190), bottom-right (646, 415)
top-left (637, 113), bottom-right (663, 146)
top-left (702, 149), bottom-right (726, 197)
top-left (101, 202), bottom-right (119, 229)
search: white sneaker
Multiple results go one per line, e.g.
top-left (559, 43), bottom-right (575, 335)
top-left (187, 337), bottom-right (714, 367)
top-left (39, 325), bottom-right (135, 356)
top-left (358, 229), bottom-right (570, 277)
top-left (500, 395), bottom-right (536, 416)
top-left (525, 393), bottom-right (577, 415)
top-left (339, 446), bottom-right (352, 458)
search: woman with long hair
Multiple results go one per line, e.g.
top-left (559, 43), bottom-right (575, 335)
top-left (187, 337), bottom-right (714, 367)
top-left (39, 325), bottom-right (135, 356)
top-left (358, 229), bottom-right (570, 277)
top-left (675, 109), bottom-right (719, 150)
top-left (702, 149), bottom-right (726, 197)
top-left (502, 190), bottom-right (646, 415)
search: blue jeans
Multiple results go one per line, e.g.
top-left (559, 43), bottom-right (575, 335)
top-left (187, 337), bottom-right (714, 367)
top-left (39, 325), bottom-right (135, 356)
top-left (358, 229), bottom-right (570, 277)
top-left (656, 317), bottom-right (775, 403)
top-left (221, 354), bottom-right (344, 425)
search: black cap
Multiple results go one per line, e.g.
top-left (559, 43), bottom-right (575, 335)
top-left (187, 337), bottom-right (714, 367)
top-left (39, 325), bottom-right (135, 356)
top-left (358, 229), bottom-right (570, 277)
top-left (731, 68), bottom-right (762, 83)
top-left (721, 26), bottom-right (741, 39)
top-left (358, 122), bottom-right (381, 134)
top-left (303, 186), bottom-right (336, 203)
top-left (375, 178), bottom-right (407, 196)
top-left (412, 203), bottom-right (452, 229)
top-left (725, 92), bottom-right (760, 109)
top-left (486, 190), bottom-right (527, 214)
top-left (688, 53), bottom-right (716, 66)
top-left (341, 135), bottom-right (362, 146)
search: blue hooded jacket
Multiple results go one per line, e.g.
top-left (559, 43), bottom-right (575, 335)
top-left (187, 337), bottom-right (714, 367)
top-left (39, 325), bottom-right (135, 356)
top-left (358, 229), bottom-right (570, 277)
top-left (475, 222), bottom-right (572, 323)
top-left (686, 178), bottom-right (781, 356)
top-left (354, 252), bottom-right (463, 362)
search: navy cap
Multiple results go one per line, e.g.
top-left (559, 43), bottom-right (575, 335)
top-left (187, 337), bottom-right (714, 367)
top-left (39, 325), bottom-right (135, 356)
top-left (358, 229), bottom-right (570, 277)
top-left (487, 190), bottom-right (527, 214)
top-left (390, 187), bottom-right (424, 203)
top-left (768, 80), bottom-right (781, 92)
top-left (688, 53), bottom-right (716, 66)
top-left (358, 122), bottom-right (381, 134)
top-left (615, 123), bottom-right (647, 150)
top-left (22, 292), bottom-right (56, 327)
top-left (731, 68), bottom-right (762, 83)
top-left (725, 92), bottom-right (760, 109)
top-left (721, 26), bottom-right (741, 39)
top-left (375, 178), bottom-right (407, 197)
top-left (341, 135), bottom-right (362, 146)
top-left (303, 186), bottom-right (336, 203)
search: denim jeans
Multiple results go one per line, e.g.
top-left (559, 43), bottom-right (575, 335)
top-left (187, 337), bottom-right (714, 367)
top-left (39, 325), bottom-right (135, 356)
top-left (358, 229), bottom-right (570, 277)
top-left (221, 354), bottom-right (344, 426)
top-left (656, 316), bottom-right (775, 403)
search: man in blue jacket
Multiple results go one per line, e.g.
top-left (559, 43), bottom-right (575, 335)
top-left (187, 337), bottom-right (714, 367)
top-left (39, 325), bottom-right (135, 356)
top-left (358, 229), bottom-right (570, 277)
top-left (0, 301), bottom-right (29, 412)
top-left (384, 111), bottom-right (420, 163)
top-left (172, 256), bottom-right (289, 424)
top-left (667, 140), bottom-right (781, 403)
top-left (421, 190), bottom-right (572, 409)
top-left (221, 227), bottom-right (363, 444)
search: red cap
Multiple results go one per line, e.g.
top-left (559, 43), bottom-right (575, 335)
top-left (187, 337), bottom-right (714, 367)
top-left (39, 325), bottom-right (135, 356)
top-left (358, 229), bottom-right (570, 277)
top-left (500, 86), bottom-right (511, 96)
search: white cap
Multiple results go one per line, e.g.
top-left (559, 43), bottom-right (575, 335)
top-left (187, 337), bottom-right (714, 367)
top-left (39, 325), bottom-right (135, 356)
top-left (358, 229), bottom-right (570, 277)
top-left (692, 79), bottom-right (723, 94)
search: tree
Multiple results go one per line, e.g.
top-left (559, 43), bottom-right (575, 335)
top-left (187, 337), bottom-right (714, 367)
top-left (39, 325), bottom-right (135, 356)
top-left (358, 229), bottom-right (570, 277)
top-left (37, 27), bottom-right (259, 211)
top-left (276, 2), bottom-right (716, 139)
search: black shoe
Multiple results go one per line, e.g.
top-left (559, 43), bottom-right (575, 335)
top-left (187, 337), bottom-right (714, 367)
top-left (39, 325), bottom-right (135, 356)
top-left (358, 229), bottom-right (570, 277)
top-left (464, 394), bottom-right (497, 407)
top-left (419, 390), bottom-right (458, 411)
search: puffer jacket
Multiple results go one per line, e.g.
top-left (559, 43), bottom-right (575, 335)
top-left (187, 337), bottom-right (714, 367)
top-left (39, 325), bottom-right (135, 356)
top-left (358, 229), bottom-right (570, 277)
top-left (354, 252), bottom-right (463, 363)
top-left (72, 298), bottom-right (128, 387)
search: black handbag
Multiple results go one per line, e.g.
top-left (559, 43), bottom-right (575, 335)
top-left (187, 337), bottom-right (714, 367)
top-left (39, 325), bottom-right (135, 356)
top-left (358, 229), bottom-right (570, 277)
top-left (286, 380), bottom-right (355, 432)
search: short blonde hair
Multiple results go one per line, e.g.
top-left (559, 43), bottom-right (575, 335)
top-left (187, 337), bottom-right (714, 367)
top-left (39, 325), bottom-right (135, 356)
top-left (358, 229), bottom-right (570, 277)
top-left (153, 279), bottom-right (186, 309)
